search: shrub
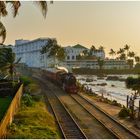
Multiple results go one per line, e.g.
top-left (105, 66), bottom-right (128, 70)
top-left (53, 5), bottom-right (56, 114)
top-left (118, 106), bottom-right (130, 118)
top-left (22, 94), bottom-right (34, 107)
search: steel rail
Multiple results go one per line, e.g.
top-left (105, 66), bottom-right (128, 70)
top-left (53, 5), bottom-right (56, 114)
top-left (72, 93), bottom-right (140, 139)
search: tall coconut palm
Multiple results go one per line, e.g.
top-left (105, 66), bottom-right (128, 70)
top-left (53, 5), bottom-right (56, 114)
top-left (0, 1), bottom-right (49, 44)
top-left (89, 45), bottom-right (96, 56)
top-left (97, 58), bottom-right (104, 70)
top-left (128, 51), bottom-right (135, 59)
top-left (135, 56), bottom-right (140, 64)
top-left (41, 38), bottom-right (66, 67)
top-left (109, 49), bottom-right (116, 59)
top-left (117, 48), bottom-right (125, 55)
top-left (124, 44), bottom-right (130, 58)
top-left (119, 53), bottom-right (126, 60)
top-left (99, 46), bottom-right (104, 51)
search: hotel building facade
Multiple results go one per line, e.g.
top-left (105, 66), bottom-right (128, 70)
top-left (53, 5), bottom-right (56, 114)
top-left (12, 38), bottom-right (130, 70)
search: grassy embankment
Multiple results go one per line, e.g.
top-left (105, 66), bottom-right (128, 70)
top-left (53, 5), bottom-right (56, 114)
top-left (73, 68), bottom-right (140, 75)
top-left (0, 97), bottom-right (13, 121)
top-left (7, 76), bottom-right (60, 139)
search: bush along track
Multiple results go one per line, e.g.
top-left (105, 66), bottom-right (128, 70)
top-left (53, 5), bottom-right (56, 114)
top-left (7, 76), bottom-right (60, 139)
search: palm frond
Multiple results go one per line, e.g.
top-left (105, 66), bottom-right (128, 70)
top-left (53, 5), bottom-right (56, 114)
top-left (35, 1), bottom-right (48, 18)
top-left (0, 21), bottom-right (6, 44)
top-left (0, 1), bottom-right (8, 17)
top-left (7, 1), bottom-right (21, 17)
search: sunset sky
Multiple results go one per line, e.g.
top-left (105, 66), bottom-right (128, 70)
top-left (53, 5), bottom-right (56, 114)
top-left (2, 1), bottom-right (140, 56)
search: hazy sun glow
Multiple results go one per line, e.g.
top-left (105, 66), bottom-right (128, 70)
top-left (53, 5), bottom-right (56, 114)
top-left (2, 1), bottom-right (140, 57)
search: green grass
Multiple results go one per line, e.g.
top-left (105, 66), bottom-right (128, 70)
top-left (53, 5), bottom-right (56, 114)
top-left (7, 101), bottom-right (60, 139)
top-left (7, 78), bottom-right (61, 139)
top-left (0, 97), bottom-right (12, 121)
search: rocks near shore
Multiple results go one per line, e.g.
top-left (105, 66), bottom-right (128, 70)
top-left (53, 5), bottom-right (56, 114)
top-left (106, 76), bottom-right (125, 81)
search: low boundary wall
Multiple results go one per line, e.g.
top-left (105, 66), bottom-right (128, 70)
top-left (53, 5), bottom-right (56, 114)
top-left (0, 84), bottom-right (23, 138)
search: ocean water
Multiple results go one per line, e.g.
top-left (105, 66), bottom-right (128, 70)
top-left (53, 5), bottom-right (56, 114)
top-left (76, 74), bottom-right (140, 108)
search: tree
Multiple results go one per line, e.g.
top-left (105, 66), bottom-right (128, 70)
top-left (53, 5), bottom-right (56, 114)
top-left (128, 51), bottom-right (135, 59)
top-left (90, 45), bottom-right (96, 51)
top-left (89, 45), bottom-right (96, 56)
top-left (135, 56), bottom-right (140, 64)
top-left (127, 59), bottom-right (134, 69)
top-left (97, 58), bottom-right (104, 70)
top-left (99, 46), bottom-right (104, 51)
top-left (124, 44), bottom-right (130, 58)
top-left (126, 77), bottom-right (140, 119)
top-left (119, 53), bottom-right (126, 60)
top-left (41, 38), bottom-right (66, 67)
top-left (117, 48), bottom-right (125, 55)
top-left (0, 47), bottom-right (21, 82)
top-left (109, 49), bottom-right (116, 59)
top-left (0, 1), bottom-right (49, 44)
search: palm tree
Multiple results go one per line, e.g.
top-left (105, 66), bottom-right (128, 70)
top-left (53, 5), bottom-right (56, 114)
top-left (135, 56), bottom-right (140, 64)
top-left (0, 47), bottom-right (21, 82)
top-left (109, 49), bottom-right (116, 59)
top-left (119, 53), bottom-right (126, 60)
top-left (127, 59), bottom-right (134, 69)
top-left (41, 38), bottom-right (66, 67)
top-left (128, 51), bottom-right (135, 59)
top-left (124, 44), bottom-right (130, 58)
top-left (99, 46), bottom-right (104, 51)
top-left (97, 58), bottom-right (104, 70)
top-left (0, 22), bottom-right (6, 44)
top-left (0, 1), bottom-right (49, 44)
top-left (117, 48), bottom-right (125, 55)
top-left (89, 45), bottom-right (96, 56)
top-left (90, 45), bottom-right (96, 51)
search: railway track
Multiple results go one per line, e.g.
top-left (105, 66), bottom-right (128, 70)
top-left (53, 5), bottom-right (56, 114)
top-left (46, 81), bottom-right (117, 138)
top-left (71, 94), bottom-right (140, 139)
top-left (40, 80), bottom-right (87, 139)
top-left (37, 76), bottom-right (139, 139)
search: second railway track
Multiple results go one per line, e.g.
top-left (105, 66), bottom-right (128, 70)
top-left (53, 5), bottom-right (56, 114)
top-left (37, 76), bottom-right (139, 139)
top-left (71, 93), bottom-right (140, 139)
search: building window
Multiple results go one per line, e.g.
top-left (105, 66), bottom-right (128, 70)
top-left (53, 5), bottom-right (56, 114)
top-left (67, 56), bottom-right (70, 60)
top-left (72, 56), bottom-right (75, 60)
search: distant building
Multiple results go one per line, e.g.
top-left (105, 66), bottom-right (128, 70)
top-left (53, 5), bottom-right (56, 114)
top-left (62, 59), bottom-right (129, 70)
top-left (13, 38), bottom-right (49, 68)
top-left (65, 44), bottom-right (88, 61)
top-left (65, 44), bottom-right (105, 61)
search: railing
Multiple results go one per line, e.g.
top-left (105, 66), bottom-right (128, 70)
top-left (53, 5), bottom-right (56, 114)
top-left (0, 84), bottom-right (23, 138)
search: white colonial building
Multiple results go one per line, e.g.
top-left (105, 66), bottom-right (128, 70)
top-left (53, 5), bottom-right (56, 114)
top-left (65, 44), bottom-right (105, 61)
top-left (13, 38), bottom-right (49, 68)
top-left (65, 44), bottom-right (88, 61)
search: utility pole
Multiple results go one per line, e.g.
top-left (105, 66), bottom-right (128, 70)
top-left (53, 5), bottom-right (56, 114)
top-left (127, 95), bottom-right (129, 108)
